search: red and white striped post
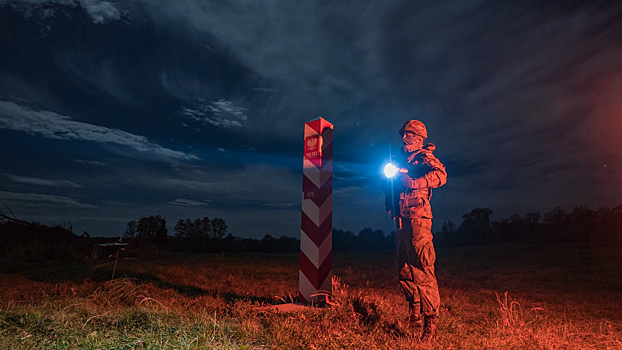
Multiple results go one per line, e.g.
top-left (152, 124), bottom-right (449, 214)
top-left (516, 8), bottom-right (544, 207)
top-left (299, 117), bottom-right (333, 304)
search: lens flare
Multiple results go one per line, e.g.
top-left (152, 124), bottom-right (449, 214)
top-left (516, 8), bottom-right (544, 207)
top-left (384, 163), bottom-right (398, 178)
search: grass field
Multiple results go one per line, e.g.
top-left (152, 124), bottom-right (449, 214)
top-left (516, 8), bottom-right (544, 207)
top-left (1, 242), bottom-right (621, 349)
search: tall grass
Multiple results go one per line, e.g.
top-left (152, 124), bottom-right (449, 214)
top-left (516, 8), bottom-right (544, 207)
top-left (1, 244), bottom-right (621, 349)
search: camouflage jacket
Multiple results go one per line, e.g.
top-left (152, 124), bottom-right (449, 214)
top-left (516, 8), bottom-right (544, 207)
top-left (385, 143), bottom-right (447, 219)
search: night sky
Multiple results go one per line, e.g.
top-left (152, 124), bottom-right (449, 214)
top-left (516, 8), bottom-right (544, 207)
top-left (1, 1), bottom-right (621, 238)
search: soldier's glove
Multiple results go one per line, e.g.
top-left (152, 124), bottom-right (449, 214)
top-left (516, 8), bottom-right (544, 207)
top-left (400, 174), bottom-right (428, 189)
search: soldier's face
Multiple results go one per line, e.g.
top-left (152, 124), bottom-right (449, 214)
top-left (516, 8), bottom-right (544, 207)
top-left (402, 131), bottom-right (424, 148)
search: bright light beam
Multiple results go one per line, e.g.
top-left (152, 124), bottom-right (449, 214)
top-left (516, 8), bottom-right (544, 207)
top-left (384, 163), bottom-right (399, 178)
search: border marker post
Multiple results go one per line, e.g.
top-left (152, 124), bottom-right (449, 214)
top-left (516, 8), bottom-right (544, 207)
top-left (299, 117), bottom-right (333, 304)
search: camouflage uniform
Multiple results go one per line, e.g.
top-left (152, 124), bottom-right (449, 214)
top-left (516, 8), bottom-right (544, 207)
top-left (385, 120), bottom-right (447, 332)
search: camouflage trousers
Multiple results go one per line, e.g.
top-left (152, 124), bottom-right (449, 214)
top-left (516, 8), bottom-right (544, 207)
top-left (397, 217), bottom-right (440, 317)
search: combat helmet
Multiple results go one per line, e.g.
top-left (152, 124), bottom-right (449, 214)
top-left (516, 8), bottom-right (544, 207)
top-left (399, 120), bottom-right (427, 139)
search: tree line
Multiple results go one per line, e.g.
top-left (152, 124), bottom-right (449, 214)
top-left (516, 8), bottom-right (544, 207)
top-left (2, 203), bottom-right (621, 262)
top-left (335, 204), bottom-right (622, 250)
top-left (121, 215), bottom-right (229, 252)
top-left (435, 204), bottom-right (622, 247)
top-left (122, 203), bottom-right (622, 253)
top-left (120, 215), bottom-right (399, 252)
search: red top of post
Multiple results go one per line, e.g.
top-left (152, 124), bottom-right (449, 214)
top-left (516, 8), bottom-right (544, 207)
top-left (305, 117), bottom-right (333, 135)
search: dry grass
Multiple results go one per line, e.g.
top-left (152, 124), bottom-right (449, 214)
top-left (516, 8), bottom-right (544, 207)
top-left (1, 243), bottom-right (621, 349)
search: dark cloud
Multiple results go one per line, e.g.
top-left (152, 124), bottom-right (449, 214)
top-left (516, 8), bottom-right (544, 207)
top-left (180, 99), bottom-right (249, 129)
top-left (0, 0), bottom-right (123, 25)
top-left (1, 1), bottom-right (621, 237)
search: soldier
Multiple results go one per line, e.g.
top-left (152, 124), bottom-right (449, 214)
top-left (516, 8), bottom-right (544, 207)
top-left (385, 119), bottom-right (447, 343)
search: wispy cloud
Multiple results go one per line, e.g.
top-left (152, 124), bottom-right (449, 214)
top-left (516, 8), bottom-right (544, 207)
top-left (0, 101), bottom-right (199, 161)
top-left (334, 186), bottom-right (366, 198)
top-left (0, 190), bottom-right (95, 208)
top-left (180, 99), bottom-right (248, 129)
top-left (0, 0), bottom-right (123, 24)
top-left (257, 201), bottom-right (296, 209)
top-left (167, 198), bottom-right (210, 206)
top-left (73, 159), bottom-right (108, 166)
top-left (2, 174), bottom-right (83, 188)
top-left (161, 178), bottom-right (237, 195)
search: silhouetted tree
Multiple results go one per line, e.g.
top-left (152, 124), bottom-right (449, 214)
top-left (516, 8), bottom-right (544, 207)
top-left (200, 217), bottom-right (211, 242)
top-left (333, 228), bottom-right (355, 251)
top-left (508, 214), bottom-right (528, 243)
top-left (436, 220), bottom-right (457, 245)
top-left (543, 206), bottom-right (568, 241)
top-left (123, 220), bottom-right (138, 239)
top-left (568, 206), bottom-right (597, 241)
top-left (174, 219), bottom-right (188, 250)
top-left (597, 206), bottom-right (622, 241)
top-left (357, 227), bottom-right (386, 250)
top-left (170, 216), bottom-right (228, 252)
top-left (458, 207), bottom-right (493, 245)
top-left (211, 218), bottom-right (228, 239)
top-left (136, 215), bottom-right (167, 246)
top-left (191, 218), bottom-right (207, 250)
top-left (524, 212), bottom-right (541, 241)
top-left (492, 219), bottom-right (511, 244)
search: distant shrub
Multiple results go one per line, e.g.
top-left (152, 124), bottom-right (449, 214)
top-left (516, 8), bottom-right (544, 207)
top-left (0, 221), bottom-right (90, 262)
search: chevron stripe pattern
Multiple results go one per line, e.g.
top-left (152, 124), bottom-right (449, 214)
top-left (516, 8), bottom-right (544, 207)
top-left (299, 117), bottom-right (333, 304)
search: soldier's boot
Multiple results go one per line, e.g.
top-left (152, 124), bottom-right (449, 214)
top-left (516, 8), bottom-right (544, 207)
top-left (419, 315), bottom-right (438, 343)
top-left (407, 306), bottom-right (424, 327)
